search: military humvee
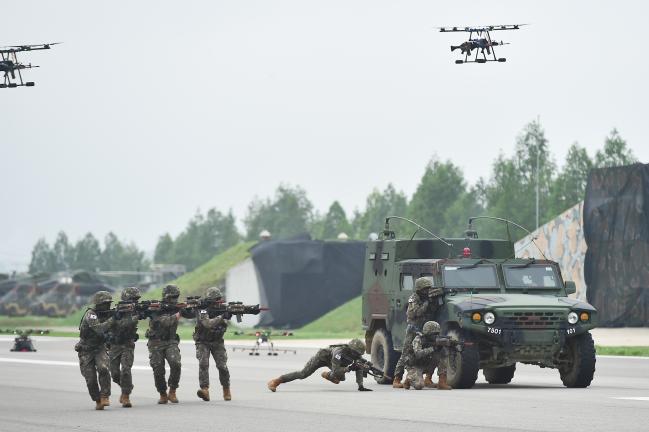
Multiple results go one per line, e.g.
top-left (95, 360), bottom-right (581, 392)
top-left (362, 217), bottom-right (597, 388)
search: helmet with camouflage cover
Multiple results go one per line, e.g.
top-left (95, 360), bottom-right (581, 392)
top-left (205, 286), bottom-right (223, 301)
top-left (92, 291), bottom-right (113, 306)
top-left (423, 321), bottom-right (441, 335)
top-left (121, 286), bottom-right (141, 302)
top-left (348, 338), bottom-right (365, 355)
top-left (415, 277), bottom-right (433, 292)
top-left (163, 284), bottom-right (180, 299)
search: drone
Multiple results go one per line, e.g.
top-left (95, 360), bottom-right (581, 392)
top-left (2, 329), bottom-right (50, 352)
top-left (438, 24), bottom-right (525, 64)
top-left (0, 43), bottom-right (60, 88)
top-left (231, 330), bottom-right (297, 356)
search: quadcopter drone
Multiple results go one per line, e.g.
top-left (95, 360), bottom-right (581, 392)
top-left (2, 329), bottom-right (50, 352)
top-left (231, 330), bottom-right (297, 356)
top-left (0, 43), bottom-right (60, 88)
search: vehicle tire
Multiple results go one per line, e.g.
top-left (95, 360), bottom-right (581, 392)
top-left (559, 332), bottom-right (596, 388)
top-left (370, 328), bottom-right (399, 384)
top-left (483, 364), bottom-right (516, 384)
top-left (446, 328), bottom-right (480, 389)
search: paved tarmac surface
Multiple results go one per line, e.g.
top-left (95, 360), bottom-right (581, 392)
top-left (0, 337), bottom-right (648, 432)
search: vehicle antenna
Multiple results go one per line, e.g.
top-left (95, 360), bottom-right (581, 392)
top-left (468, 216), bottom-right (548, 260)
top-left (384, 216), bottom-right (453, 256)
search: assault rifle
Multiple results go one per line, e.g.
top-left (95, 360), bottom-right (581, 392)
top-left (206, 301), bottom-right (268, 323)
top-left (339, 352), bottom-right (392, 380)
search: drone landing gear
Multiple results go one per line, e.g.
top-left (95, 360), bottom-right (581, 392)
top-left (498, 58), bottom-right (506, 62)
top-left (476, 58), bottom-right (487, 63)
top-left (455, 60), bottom-right (464, 64)
top-left (26, 82), bottom-right (35, 86)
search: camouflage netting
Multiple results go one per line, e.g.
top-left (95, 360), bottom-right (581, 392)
top-left (516, 202), bottom-right (587, 301)
top-left (584, 164), bottom-right (649, 327)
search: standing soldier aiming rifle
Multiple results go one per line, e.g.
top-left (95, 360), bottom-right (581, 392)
top-left (108, 286), bottom-right (140, 408)
top-left (75, 291), bottom-right (115, 410)
top-left (393, 277), bottom-right (444, 388)
top-left (145, 284), bottom-right (192, 404)
top-left (267, 339), bottom-right (373, 392)
top-left (193, 287), bottom-right (232, 402)
top-left (403, 321), bottom-right (453, 390)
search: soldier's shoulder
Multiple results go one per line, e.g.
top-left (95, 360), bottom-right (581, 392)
top-left (84, 309), bottom-right (99, 321)
top-left (407, 294), bottom-right (417, 303)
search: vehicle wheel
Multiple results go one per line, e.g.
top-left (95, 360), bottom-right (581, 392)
top-left (446, 328), bottom-right (480, 389)
top-left (559, 332), bottom-right (596, 388)
top-left (370, 328), bottom-right (399, 384)
top-left (483, 364), bottom-right (516, 384)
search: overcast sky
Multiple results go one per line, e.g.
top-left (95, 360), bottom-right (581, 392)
top-left (2, 1), bottom-right (647, 271)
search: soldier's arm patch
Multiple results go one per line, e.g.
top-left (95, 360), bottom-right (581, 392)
top-left (408, 297), bottom-right (414, 303)
top-left (88, 313), bottom-right (97, 320)
top-left (335, 354), bottom-right (341, 360)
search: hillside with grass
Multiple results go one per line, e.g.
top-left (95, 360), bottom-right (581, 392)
top-left (296, 296), bottom-right (363, 338)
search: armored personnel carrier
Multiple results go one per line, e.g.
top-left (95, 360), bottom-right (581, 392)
top-left (362, 217), bottom-right (597, 388)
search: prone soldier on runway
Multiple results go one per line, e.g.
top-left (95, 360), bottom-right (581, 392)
top-left (267, 339), bottom-right (375, 392)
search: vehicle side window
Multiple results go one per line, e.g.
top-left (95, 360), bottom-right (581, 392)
top-left (401, 274), bottom-right (414, 291)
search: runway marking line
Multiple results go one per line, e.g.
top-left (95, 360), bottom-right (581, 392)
top-left (611, 397), bottom-right (649, 401)
top-left (0, 357), bottom-right (150, 370)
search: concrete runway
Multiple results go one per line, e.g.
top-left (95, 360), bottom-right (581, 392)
top-left (0, 337), bottom-right (648, 432)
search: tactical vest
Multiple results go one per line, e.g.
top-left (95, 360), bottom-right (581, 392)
top-left (78, 308), bottom-right (107, 348)
top-left (146, 313), bottom-right (179, 342)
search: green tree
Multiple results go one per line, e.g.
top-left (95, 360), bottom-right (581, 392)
top-left (52, 231), bottom-right (73, 271)
top-left (28, 238), bottom-right (56, 274)
top-left (594, 129), bottom-right (637, 168)
top-left (407, 159), bottom-right (468, 236)
top-left (100, 232), bottom-right (124, 271)
top-left (548, 143), bottom-right (593, 216)
top-left (244, 185), bottom-right (314, 240)
top-left (483, 120), bottom-right (556, 235)
top-left (154, 233), bottom-right (174, 264)
top-left (317, 201), bottom-right (352, 239)
top-left (353, 184), bottom-right (408, 239)
top-left (72, 233), bottom-right (102, 271)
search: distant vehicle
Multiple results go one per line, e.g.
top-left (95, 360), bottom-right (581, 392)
top-left (438, 24), bottom-right (525, 64)
top-left (362, 216), bottom-right (597, 389)
top-left (30, 271), bottom-right (114, 317)
top-left (0, 42), bottom-right (60, 88)
top-left (0, 282), bottom-right (43, 316)
top-left (231, 330), bottom-right (296, 356)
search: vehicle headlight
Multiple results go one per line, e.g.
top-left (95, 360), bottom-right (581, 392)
top-left (484, 312), bottom-right (495, 325)
top-left (568, 312), bottom-right (579, 325)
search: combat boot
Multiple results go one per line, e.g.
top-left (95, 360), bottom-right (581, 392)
top-left (392, 376), bottom-right (404, 388)
top-left (121, 393), bottom-right (132, 408)
top-left (223, 387), bottom-right (232, 401)
top-left (424, 374), bottom-right (437, 388)
top-left (197, 387), bottom-right (210, 401)
top-left (321, 371), bottom-right (340, 384)
top-left (267, 378), bottom-right (282, 392)
top-left (402, 378), bottom-right (411, 390)
top-left (158, 392), bottom-right (168, 404)
top-left (95, 399), bottom-right (104, 411)
top-left (100, 396), bottom-right (110, 407)
top-left (437, 373), bottom-right (453, 390)
top-left (168, 388), bottom-right (179, 403)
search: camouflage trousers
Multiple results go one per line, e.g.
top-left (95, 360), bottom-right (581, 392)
top-left (405, 352), bottom-right (448, 390)
top-left (196, 341), bottom-right (230, 388)
top-left (78, 347), bottom-right (111, 401)
top-left (279, 349), bottom-right (362, 385)
top-left (394, 331), bottom-right (416, 379)
top-left (148, 341), bottom-right (181, 393)
top-left (109, 344), bottom-right (135, 395)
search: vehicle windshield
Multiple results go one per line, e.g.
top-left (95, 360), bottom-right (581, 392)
top-left (443, 265), bottom-right (499, 289)
top-left (503, 265), bottom-right (561, 289)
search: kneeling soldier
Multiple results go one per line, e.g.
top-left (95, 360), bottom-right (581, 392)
top-left (76, 291), bottom-right (115, 410)
top-left (267, 339), bottom-right (372, 392)
top-left (194, 287), bottom-right (232, 402)
top-left (404, 321), bottom-right (452, 390)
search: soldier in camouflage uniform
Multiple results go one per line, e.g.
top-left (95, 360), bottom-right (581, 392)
top-left (393, 277), bottom-right (443, 388)
top-left (76, 291), bottom-right (115, 410)
top-left (108, 286), bottom-right (140, 408)
top-left (267, 339), bottom-right (373, 392)
top-left (193, 287), bottom-right (232, 402)
top-left (146, 284), bottom-right (185, 404)
top-left (403, 321), bottom-right (452, 390)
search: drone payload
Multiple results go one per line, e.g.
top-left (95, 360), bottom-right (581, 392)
top-left (438, 24), bottom-right (525, 64)
top-left (0, 42), bottom-right (60, 88)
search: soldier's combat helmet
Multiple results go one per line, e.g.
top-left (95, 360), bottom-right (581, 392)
top-left (348, 338), bottom-right (365, 355)
top-left (92, 291), bottom-right (113, 306)
top-left (121, 286), bottom-right (141, 302)
top-left (422, 321), bottom-right (441, 335)
top-left (205, 286), bottom-right (223, 300)
top-left (162, 284), bottom-right (180, 299)
top-left (415, 277), bottom-right (433, 292)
